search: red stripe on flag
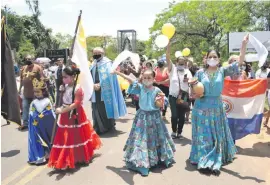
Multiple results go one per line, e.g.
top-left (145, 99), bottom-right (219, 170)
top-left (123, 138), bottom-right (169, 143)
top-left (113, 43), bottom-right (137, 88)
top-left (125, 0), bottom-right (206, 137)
top-left (222, 79), bottom-right (267, 97)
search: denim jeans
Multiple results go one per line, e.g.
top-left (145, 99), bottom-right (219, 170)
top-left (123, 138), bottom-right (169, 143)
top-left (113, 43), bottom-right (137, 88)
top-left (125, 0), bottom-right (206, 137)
top-left (22, 97), bottom-right (33, 126)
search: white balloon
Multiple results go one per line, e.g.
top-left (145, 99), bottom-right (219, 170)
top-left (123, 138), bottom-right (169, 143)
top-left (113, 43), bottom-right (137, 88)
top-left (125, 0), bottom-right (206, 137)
top-left (155, 35), bottom-right (169, 48)
top-left (175, 51), bottom-right (183, 58)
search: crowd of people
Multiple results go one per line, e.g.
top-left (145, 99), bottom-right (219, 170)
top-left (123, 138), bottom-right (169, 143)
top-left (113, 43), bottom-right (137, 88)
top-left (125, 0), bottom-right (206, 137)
top-left (15, 34), bottom-right (270, 176)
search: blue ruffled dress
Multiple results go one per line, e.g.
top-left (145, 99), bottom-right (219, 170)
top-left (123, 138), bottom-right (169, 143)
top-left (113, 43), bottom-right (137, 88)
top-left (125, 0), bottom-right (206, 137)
top-left (124, 81), bottom-right (176, 176)
top-left (28, 98), bottom-right (55, 164)
top-left (189, 63), bottom-right (238, 172)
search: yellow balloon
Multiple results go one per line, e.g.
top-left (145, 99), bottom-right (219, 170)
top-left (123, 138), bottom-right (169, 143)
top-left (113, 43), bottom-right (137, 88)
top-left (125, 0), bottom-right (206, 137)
top-left (118, 75), bottom-right (130, 91)
top-left (162, 23), bottom-right (175, 39)
top-left (223, 62), bottom-right (229, 67)
top-left (122, 80), bottom-right (130, 90)
top-left (182, 48), bottom-right (191, 57)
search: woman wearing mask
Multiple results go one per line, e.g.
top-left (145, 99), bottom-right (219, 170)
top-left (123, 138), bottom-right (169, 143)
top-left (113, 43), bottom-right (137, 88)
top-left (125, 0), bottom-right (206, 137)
top-left (154, 57), bottom-right (170, 118)
top-left (166, 42), bottom-right (192, 139)
top-left (188, 35), bottom-right (247, 174)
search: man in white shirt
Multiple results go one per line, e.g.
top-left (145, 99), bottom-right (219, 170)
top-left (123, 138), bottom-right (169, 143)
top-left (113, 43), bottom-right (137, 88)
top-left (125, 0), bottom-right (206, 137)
top-left (167, 45), bottom-right (192, 139)
top-left (256, 62), bottom-right (270, 127)
top-left (255, 63), bottom-right (270, 79)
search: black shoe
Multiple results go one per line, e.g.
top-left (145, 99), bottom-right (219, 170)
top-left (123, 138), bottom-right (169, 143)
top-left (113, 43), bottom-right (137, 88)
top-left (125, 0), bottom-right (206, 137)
top-left (18, 125), bottom-right (28, 131)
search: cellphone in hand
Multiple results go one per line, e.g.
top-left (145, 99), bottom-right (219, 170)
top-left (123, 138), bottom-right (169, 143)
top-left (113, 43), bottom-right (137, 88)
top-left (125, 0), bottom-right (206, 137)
top-left (183, 74), bottom-right (187, 82)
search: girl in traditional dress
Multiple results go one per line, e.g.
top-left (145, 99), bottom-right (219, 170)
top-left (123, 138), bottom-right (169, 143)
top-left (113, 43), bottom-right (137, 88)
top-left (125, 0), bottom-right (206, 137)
top-left (28, 78), bottom-right (55, 165)
top-left (113, 69), bottom-right (175, 176)
top-left (48, 66), bottom-right (101, 170)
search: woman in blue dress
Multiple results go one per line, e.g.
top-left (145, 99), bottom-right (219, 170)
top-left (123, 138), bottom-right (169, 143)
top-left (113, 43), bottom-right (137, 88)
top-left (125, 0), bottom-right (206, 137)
top-left (113, 69), bottom-right (175, 176)
top-left (28, 78), bottom-right (55, 165)
top-left (189, 47), bottom-right (245, 174)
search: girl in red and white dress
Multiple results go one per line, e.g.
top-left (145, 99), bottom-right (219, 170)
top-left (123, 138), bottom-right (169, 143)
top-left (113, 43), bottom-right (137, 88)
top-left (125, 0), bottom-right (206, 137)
top-left (48, 66), bottom-right (101, 170)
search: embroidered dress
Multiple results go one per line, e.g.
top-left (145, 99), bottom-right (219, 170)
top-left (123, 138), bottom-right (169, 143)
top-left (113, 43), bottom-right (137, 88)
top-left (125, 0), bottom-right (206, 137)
top-left (48, 85), bottom-right (101, 169)
top-left (124, 81), bottom-right (175, 175)
top-left (90, 57), bottom-right (127, 134)
top-left (190, 63), bottom-right (238, 172)
top-left (28, 98), bottom-right (55, 165)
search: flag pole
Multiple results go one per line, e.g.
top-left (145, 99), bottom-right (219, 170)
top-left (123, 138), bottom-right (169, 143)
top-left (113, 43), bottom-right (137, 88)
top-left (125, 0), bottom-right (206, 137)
top-left (69, 10), bottom-right (82, 61)
top-left (51, 10), bottom-right (82, 145)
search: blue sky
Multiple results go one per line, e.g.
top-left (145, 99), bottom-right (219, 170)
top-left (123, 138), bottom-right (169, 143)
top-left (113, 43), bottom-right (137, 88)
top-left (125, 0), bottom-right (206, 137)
top-left (2, 0), bottom-right (174, 40)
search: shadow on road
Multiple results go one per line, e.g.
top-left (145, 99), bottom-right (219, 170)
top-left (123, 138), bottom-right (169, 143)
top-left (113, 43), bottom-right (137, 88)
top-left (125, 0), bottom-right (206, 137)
top-left (1, 123), bottom-right (10, 127)
top-left (184, 159), bottom-right (197, 172)
top-left (117, 118), bottom-right (132, 123)
top-left (236, 142), bottom-right (270, 158)
top-left (221, 168), bottom-right (265, 183)
top-left (99, 129), bottom-right (126, 138)
top-left (173, 136), bottom-right (191, 146)
top-left (47, 153), bottom-right (102, 181)
top-left (150, 162), bottom-right (174, 174)
top-left (1, 149), bottom-right (20, 158)
top-left (106, 166), bottom-right (135, 185)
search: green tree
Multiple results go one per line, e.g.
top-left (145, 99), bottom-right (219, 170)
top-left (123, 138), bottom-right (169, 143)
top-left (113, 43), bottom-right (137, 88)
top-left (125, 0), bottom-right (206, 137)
top-left (86, 36), bottom-right (118, 59)
top-left (16, 38), bottom-right (36, 65)
top-left (136, 40), bottom-right (146, 55)
top-left (148, 1), bottom-right (269, 65)
top-left (54, 33), bottom-right (73, 48)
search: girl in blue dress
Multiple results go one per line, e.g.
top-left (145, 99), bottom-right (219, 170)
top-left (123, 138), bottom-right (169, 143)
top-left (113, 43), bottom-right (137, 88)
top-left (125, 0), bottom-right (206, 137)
top-left (113, 69), bottom-right (175, 176)
top-left (189, 48), bottom-right (245, 174)
top-left (28, 78), bottom-right (55, 165)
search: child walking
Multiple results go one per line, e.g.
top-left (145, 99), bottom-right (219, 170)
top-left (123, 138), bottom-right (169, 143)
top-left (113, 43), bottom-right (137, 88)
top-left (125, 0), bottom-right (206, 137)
top-left (48, 66), bottom-right (101, 170)
top-left (113, 69), bottom-right (175, 176)
top-left (28, 78), bottom-right (55, 165)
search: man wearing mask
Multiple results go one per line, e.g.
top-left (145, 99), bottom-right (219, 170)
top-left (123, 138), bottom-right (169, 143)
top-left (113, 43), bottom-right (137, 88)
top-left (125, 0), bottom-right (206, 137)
top-left (90, 47), bottom-right (127, 135)
top-left (54, 58), bottom-right (65, 106)
top-left (255, 63), bottom-right (270, 79)
top-left (18, 55), bottom-right (43, 131)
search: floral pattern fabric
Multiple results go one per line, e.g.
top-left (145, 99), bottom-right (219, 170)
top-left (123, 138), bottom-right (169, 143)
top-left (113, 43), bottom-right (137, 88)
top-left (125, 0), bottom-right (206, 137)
top-left (124, 109), bottom-right (176, 168)
top-left (189, 63), bottom-right (238, 171)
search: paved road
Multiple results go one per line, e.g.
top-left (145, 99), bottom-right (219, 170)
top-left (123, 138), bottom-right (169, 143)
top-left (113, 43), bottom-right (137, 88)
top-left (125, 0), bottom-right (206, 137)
top-left (1, 103), bottom-right (270, 185)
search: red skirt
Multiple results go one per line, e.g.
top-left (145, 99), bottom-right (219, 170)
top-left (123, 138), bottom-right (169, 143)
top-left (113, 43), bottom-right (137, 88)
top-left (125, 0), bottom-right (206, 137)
top-left (48, 106), bottom-right (101, 169)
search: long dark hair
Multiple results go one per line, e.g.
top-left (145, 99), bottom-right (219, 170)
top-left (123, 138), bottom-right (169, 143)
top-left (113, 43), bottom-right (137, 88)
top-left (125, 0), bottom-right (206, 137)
top-left (63, 65), bottom-right (81, 123)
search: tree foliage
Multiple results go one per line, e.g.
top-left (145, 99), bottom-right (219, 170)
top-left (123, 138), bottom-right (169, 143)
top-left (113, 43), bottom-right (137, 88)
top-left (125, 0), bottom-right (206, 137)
top-left (54, 33), bottom-right (73, 48)
top-left (147, 1), bottom-right (270, 65)
top-left (2, 9), bottom-right (60, 65)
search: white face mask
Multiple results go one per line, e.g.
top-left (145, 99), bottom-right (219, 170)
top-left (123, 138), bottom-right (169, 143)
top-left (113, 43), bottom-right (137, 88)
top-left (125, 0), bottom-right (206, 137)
top-left (240, 66), bottom-right (246, 71)
top-left (142, 79), bottom-right (153, 87)
top-left (207, 58), bottom-right (219, 67)
top-left (177, 66), bottom-right (185, 71)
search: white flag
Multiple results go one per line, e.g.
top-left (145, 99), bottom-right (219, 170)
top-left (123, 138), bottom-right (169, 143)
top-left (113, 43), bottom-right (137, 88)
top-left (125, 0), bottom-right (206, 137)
top-left (249, 34), bottom-right (269, 67)
top-left (111, 50), bottom-right (140, 72)
top-left (71, 19), bottom-right (93, 118)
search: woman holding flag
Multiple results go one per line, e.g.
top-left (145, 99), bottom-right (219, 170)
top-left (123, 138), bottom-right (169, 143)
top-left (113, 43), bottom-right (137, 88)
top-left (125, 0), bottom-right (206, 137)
top-left (188, 35), bottom-right (248, 174)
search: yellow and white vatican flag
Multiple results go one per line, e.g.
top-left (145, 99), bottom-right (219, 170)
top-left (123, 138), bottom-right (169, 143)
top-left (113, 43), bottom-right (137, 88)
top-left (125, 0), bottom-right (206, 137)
top-left (71, 19), bottom-right (93, 118)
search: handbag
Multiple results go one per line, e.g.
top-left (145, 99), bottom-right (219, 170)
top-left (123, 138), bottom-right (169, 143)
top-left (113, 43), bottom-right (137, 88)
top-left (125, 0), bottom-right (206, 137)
top-left (176, 71), bottom-right (190, 111)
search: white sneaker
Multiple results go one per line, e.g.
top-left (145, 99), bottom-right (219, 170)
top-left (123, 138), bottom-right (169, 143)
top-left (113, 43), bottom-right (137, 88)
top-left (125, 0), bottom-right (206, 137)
top-left (177, 133), bottom-right (184, 139)
top-left (171, 132), bottom-right (177, 139)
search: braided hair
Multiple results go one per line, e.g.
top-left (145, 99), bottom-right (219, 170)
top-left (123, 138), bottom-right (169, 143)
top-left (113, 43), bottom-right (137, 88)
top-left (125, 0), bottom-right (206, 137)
top-left (63, 65), bottom-right (81, 123)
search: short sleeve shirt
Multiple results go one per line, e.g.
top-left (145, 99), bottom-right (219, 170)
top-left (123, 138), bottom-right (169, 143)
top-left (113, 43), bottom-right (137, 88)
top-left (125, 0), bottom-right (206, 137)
top-left (21, 64), bottom-right (42, 98)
